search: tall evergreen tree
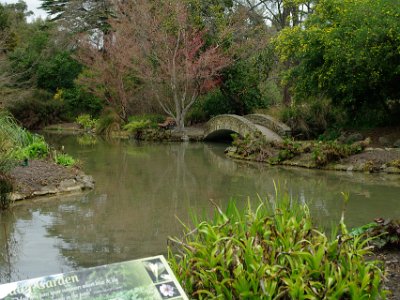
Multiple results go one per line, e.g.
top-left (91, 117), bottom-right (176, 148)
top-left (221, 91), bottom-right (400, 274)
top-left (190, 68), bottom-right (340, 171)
top-left (40, 0), bottom-right (112, 33)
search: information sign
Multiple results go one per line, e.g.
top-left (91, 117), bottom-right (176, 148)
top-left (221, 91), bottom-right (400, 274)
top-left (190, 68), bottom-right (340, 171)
top-left (0, 255), bottom-right (188, 300)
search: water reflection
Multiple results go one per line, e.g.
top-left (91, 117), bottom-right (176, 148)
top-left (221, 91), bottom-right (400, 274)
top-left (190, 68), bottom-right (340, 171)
top-left (1, 135), bottom-right (399, 282)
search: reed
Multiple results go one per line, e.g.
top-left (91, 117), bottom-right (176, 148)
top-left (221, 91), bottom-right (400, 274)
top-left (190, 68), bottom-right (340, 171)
top-left (0, 112), bottom-right (31, 172)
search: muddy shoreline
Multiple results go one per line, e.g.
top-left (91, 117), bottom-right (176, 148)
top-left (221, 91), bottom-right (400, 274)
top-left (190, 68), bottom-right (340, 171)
top-left (8, 159), bottom-right (94, 201)
top-left (227, 147), bottom-right (400, 174)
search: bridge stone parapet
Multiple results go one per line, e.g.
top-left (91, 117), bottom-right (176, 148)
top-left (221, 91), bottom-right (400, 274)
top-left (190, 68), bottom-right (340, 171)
top-left (244, 114), bottom-right (291, 138)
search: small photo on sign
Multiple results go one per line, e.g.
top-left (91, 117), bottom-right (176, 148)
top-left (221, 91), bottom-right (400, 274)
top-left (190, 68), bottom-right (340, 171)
top-left (156, 281), bottom-right (179, 299)
top-left (143, 258), bottom-right (172, 283)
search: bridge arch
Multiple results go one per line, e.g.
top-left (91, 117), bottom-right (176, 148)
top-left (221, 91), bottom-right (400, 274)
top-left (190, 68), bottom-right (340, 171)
top-left (204, 114), bottom-right (288, 142)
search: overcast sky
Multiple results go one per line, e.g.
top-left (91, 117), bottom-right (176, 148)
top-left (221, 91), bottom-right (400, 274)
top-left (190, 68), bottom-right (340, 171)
top-left (2, 0), bottom-right (47, 20)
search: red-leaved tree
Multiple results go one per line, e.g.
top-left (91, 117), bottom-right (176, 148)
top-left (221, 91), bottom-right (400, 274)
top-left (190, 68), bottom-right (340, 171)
top-left (76, 30), bottom-right (140, 122)
top-left (77, 0), bottom-right (232, 130)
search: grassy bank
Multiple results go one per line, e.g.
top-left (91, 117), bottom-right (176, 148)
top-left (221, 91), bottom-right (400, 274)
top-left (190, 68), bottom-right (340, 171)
top-left (226, 132), bottom-right (400, 174)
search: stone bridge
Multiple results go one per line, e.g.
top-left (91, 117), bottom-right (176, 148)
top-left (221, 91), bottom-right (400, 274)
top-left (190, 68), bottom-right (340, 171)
top-left (204, 114), bottom-right (291, 142)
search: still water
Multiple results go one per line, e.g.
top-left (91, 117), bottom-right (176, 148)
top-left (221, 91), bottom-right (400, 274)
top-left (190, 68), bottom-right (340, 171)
top-left (1, 134), bottom-right (400, 283)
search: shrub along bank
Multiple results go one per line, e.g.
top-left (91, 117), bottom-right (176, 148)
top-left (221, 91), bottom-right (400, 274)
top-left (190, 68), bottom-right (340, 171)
top-left (168, 196), bottom-right (387, 299)
top-left (73, 113), bottom-right (203, 141)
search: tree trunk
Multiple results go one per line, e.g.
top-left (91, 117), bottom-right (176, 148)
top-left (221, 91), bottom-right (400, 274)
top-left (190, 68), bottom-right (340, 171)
top-left (175, 111), bottom-right (185, 132)
top-left (283, 85), bottom-right (292, 106)
top-left (282, 58), bottom-right (292, 106)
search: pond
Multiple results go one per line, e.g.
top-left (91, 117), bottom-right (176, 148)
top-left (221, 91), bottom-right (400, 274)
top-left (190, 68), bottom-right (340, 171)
top-left (1, 134), bottom-right (400, 283)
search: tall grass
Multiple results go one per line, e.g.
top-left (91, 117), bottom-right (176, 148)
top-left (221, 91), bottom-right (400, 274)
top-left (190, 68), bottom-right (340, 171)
top-left (168, 194), bottom-right (386, 299)
top-left (0, 112), bottom-right (31, 146)
top-left (95, 108), bottom-right (121, 136)
top-left (0, 112), bottom-right (33, 209)
top-left (0, 112), bottom-right (31, 172)
top-left (0, 112), bottom-right (50, 172)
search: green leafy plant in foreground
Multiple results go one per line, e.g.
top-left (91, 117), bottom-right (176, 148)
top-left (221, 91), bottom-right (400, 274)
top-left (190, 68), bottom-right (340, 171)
top-left (351, 219), bottom-right (400, 249)
top-left (168, 196), bottom-right (386, 299)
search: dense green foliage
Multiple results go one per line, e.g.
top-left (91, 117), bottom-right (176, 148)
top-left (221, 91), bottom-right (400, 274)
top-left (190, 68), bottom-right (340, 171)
top-left (75, 114), bottom-right (97, 131)
top-left (219, 49), bottom-right (275, 115)
top-left (8, 91), bottom-right (67, 129)
top-left (169, 197), bottom-right (386, 299)
top-left (0, 2), bottom-right (101, 127)
top-left (188, 89), bottom-right (233, 123)
top-left (279, 97), bottom-right (346, 138)
top-left (15, 137), bottom-right (49, 160)
top-left (275, 0), bottom-right (400, 126)
top-left (0, 1), bottom-right (28, 51)
top-left (36, 51), bottom-right (82, 92)
top-left (62, 87), bottom-right (103, 118)
top-left (351, 219), bottom-right (400, 249)
top-left (1, 0), bottom-right (399, 132)
top-left (188, 51), bottom-right (278, 123)
top-left (7, 21), bottom-right (51, 85)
